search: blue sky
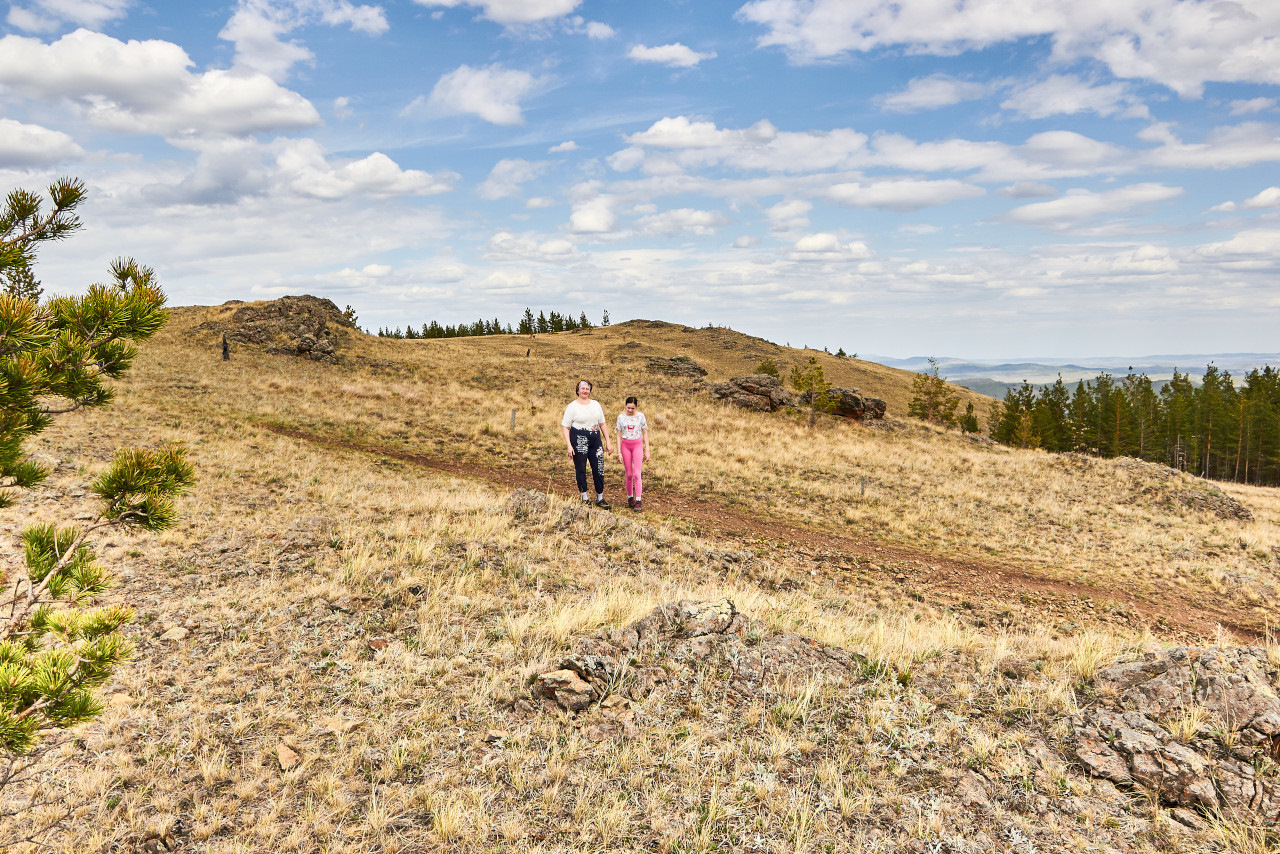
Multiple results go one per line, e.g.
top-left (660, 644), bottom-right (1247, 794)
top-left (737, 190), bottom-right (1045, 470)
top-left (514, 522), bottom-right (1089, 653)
top-left (3, 0), bottom-right (1280, 358)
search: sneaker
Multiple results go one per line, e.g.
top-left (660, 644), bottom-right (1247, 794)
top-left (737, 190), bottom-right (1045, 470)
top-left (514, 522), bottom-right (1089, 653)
top-left (633, 499), bottom-right (642, 512)
top-left (627, 495), bottom-right (635, 508)
top-left (595, 498), bottom-right (611, 510)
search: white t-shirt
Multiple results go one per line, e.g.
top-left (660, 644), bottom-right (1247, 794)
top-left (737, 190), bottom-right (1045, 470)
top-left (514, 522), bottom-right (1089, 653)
top-left (616, 412), bottom-right (648, 441)
top-left (562, 399), bottom-right (606, 430)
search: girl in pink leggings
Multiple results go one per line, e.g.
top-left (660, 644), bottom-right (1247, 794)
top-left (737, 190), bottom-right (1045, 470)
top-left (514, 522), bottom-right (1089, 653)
top-left (614, 396), bottom-right (650, 511)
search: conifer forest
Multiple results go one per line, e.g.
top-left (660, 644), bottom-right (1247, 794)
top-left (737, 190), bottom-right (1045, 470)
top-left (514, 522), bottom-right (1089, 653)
top-left (988, 365), bottom-right (1280, 486)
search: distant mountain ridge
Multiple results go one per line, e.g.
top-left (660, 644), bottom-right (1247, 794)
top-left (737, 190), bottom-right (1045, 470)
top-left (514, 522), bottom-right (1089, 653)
top-left (867, 353), bottom-right (1280, 399)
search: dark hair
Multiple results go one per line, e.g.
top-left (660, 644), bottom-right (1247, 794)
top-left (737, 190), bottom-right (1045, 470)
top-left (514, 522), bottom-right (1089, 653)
top-left (575, 379), bottom-right (593, 394)
top-left (625, 396), bottom-right (638, 406)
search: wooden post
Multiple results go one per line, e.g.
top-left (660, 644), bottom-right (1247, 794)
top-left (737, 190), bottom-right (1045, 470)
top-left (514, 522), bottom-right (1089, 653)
top-left (222, 334), bottom-right (230, 361)
top-left (861, 476), bottom-right (866, 496)
top-left (510, 409), bottom-right (516, 430)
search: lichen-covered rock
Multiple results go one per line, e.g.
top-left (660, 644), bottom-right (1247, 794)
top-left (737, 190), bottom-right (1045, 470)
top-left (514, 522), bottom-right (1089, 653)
top-left (198, 295), bottom-right (355, 363)
top-left (1074, 645), bottom-right (1280, 823)
top-left (799, 387), bottom-right (888, 421)
top-left (504, 488), bottom-right (548, 520)
top-left (527, 599), bottom-right (863, 716)
top-left (707, 375), bottom-right (796, 412)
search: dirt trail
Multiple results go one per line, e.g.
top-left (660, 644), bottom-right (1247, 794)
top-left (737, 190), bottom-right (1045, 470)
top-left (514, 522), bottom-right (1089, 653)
top-left (265, 425), bottom-right (1261, 642)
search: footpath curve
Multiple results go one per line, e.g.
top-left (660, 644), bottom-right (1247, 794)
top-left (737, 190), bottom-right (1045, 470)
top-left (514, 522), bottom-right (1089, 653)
top-left (264, 424), bottom-right (1261, 643)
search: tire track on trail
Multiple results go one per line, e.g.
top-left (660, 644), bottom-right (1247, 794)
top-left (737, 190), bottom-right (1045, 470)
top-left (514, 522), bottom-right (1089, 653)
top-left (264, 424), bottom-right (1261, 642)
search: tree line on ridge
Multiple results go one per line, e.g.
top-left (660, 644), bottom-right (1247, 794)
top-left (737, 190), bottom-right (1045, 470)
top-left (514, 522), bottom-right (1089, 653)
top-left (377, 308), bottom-right (609, 339)
top-left (987, 365), bottom-right (1280, 486)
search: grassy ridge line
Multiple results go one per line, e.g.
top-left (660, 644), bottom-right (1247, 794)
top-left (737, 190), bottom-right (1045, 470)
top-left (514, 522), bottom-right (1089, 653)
top-left (156, 301), bottom-right (1280, 632)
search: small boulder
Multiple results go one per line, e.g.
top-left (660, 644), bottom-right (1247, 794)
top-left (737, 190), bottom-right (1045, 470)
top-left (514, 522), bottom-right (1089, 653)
top-left (532, 669), bottom-right (596, 712)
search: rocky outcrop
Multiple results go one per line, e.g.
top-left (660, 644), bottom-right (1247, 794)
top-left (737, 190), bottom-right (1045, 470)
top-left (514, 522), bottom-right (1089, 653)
top-left (800, 387), bottom-right (888, 420)
top-left (528, 599), bottom-right (861, 718)
top-left (707, 375), bottom-right (796, 412)
top-left (646, 356), bottom-right (706, 378)
top-left (1073, 646), bottom-right (1280, 823)
top-left (199, 295), bottom-right (355, 362)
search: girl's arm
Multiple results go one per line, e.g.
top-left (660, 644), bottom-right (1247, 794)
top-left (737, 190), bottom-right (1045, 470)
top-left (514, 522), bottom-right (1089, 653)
top-left (642, 425), bottom-right (651, 461)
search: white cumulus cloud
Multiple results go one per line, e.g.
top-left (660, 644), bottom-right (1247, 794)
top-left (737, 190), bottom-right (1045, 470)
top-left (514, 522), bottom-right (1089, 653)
top-left (788, 232), bottom-right (874, 262)
top-left (0, 30), bottom-right (321, 138)
top-left (0, 118), bottom-right (85, 167)
top-left (477, 158), bottom-right (547, 199)
top-left (1242, 187), bottom-right (1280, 210)
top-left (628, 43), bottom-right (716, 68)
top-left (1001, 74), bottom-right (1141, 119)
top-left (274, 139), bottom-right (458, 200)
top-left (413, 0), bottom-right (581, 25)
top-left (7, 0), bottom-right (131, 32)
top-left (1002, 183), bottom-right (1184, 229)
top-left (880, 75), bottom-right (985, 113)
top-left (1230, 98), bottom-right (1276, 116)
top-left (637, 208), bottom-right (728, 236)
top-left (220, 0), bottom-right (389, 82)
top-left (767, 199), bottom-right (811, 231)
top-left (736, 0), bottom-right (1280, 98)
top-left (414, 63), bottom-right (541, 125)
top-left (569, 195), bottom-right (617, 233)
top-left (825, 179), bottom-right (984, 212)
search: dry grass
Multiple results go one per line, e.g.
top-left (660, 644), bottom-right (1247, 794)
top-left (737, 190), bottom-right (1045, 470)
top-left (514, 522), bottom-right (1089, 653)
top-left (137, 303), bottom-right (1280, 629)
top-left (0, 300), bottom-right (1271, 852)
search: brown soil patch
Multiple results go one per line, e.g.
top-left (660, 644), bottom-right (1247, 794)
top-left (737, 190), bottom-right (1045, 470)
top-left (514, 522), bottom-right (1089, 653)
top-left (263, 424), bottom-right (1260, 644)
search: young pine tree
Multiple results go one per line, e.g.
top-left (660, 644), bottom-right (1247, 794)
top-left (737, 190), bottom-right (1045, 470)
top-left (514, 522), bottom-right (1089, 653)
top-left (790, 356), bottom-right (836, 428)
top-left (906, 357), bottom-right (960, 426)
top-left (0, 179), bottom-right (195, 832)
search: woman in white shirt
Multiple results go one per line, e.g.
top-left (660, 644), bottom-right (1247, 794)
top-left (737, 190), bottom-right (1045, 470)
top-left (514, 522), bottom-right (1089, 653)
top-left (614, 396), bottom-right (650, 511)
top-left (561, 379), bottom-right (613, 508)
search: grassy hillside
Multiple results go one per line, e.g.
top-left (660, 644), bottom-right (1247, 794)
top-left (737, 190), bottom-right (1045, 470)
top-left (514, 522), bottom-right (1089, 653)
top-left (3, 297), bottom-right (1278, 852)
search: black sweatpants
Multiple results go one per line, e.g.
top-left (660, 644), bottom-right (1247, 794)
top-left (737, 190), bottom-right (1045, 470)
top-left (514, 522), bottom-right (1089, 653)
top-left (570, 427), bottom-right (605, 495)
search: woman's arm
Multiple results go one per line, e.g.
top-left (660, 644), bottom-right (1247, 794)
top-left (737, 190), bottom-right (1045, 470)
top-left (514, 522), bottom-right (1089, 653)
top-left (562, 424), bottom-right (574, 459)
top-left (598, 405), bottom-right (612, 453)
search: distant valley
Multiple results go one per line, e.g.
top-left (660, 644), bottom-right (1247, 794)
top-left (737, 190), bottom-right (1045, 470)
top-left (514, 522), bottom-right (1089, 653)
top-left (871, 352), bottom-right (1280, 398)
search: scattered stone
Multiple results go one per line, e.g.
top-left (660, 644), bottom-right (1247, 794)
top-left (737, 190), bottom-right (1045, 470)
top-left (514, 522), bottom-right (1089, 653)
top-left (1074, 645), bottom-right (1280, 823)
top-left (157, 627), bottom-right (189, 642)
top-left (532, 669), bottom-right (596, 713)
top-left (276, 743), bottom-right (301, 771)
top-left (368, 638), bottom-right (390, 652)
top-left (957, 771), bottom-right (994, 812)
top-left (707, 375), bottom-right (796, 412)
top-left (483, 729), bottom-right (509, 743)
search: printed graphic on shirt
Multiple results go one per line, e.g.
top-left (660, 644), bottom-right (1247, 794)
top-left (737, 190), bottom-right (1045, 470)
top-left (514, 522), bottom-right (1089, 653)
top-left (616, 413), bottom-right (647, 441)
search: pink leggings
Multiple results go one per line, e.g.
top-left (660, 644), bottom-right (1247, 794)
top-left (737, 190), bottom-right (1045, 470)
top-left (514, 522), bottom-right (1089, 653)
top-left (620, 438), bottom-right (644, 498)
